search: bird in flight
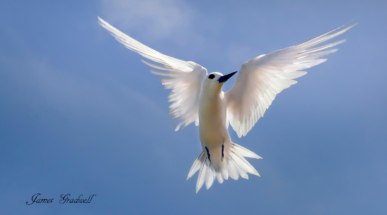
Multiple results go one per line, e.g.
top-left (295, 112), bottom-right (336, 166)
top-left (98, 17), bottom-right (354, 193)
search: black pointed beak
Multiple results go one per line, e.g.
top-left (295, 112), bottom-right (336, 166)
top-left (218, 71), bottom-right (237, 83)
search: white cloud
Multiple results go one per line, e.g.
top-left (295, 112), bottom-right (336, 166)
top-left (100, 0), bottom-right (194, 39)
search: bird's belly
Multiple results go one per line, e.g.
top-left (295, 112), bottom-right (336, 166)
top-left (198, 90), bottom-right (228, 148)
top-left (199, 114), bottom-right (227, 148)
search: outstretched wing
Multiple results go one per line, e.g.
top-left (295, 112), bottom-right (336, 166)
top-left (99, 17), bottom-right (207, 131)
top-left (226, 25), bottom-right (355, 137)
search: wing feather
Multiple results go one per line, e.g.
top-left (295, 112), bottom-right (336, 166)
top-left (99, 17), bottom-right (207, 130)
top-left (226, 24), bottom-right (355, 137)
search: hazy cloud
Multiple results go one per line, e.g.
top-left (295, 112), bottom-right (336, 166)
top-left (0, 52), bottom-right (165, 126)
top-left (100, 0), bottom-right (194, 39)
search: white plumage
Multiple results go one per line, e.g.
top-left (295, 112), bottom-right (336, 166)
top-left (98, 17), bottom-right (354, 193)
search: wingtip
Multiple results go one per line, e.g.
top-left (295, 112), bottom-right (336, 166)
top-left (97, 16), bottom-right (104, 23)
top-left (332, 22), bottom-right (357, 33)
top-left (174, 122), bottom-right (183, 131)
top-left (252, 154), bottom-right (263, 159)
top-left (351, 23), bottom-right (358, 27)
top-left (344, 23), bottom-right (357, 31)
top-left (97, 16), bottom-right (106, 28)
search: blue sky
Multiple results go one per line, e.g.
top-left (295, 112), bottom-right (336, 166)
top-left (1, 0), bottom-right (387, 214)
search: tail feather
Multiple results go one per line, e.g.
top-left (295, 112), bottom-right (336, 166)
top-left (187, 143), bottom-right (262, 193)
top-left (196, 157), bottom-right (208, 192)
top-left (227, 158), bottom-right (239, 180)
top-left (216, 172), bottom-right (224, 184)
top-left (232, 143), bottom-right (262, 159)
top-left (205, 165), bottom-right (215, 189)
top-left (187, 151), bottom-right (205, 180)
top-left (229, 154), bottom-right (249, 179)
top-left (230, 150), bottom-right (260, 176)
top-left (221, 164), bottom-right (229, 180)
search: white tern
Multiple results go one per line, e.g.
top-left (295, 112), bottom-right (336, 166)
top-left (98, 17), bottom-right (354, 193)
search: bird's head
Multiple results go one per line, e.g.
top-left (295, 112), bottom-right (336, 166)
top-left (202, 71), bottom-right (237, 93)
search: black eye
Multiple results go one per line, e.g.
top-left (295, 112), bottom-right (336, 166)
top-left (208, 74), bottom-right (215, 79)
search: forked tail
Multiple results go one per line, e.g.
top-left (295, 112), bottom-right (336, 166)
top-left (187, 143), bottom-right (262, 193)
